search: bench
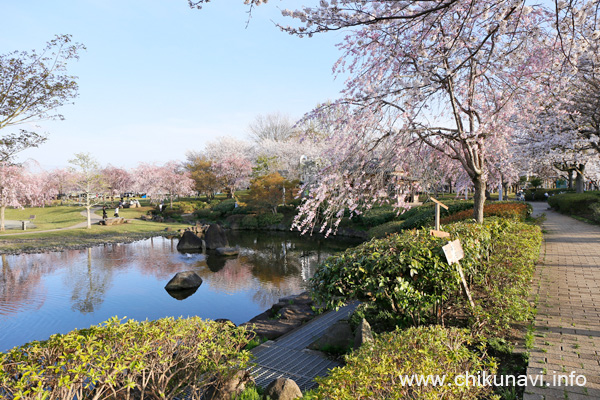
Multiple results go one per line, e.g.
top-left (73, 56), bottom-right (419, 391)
top-left (20, 215), bottom-right (36, 230)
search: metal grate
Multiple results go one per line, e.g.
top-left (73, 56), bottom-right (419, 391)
top-left (249, 301), bottom-right (359, 391)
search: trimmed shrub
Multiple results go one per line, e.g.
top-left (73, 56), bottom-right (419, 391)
top-left (239, 213), bottom-right (284, 229)
top-left (257, 212), bottom-right (284, 227)
top-left (525, 188), bottom-right (572, 201)
top-left (359, 206), bottom-right (398, 227)
top-left (440, 201), bottom-right (531, 224)
top-left (195, 208), bottom-right (221, 221)
top-left (0, 317), bottom-right (252, 399)
top-left (211, 198), bottom-right (237, 216)
top-left (305, 326), bottom-right (495, 400)
top-left (367, 220), bottom-right (405, 238)
top-left (367, 201), bottom-right (475, 238)
top-left (241, 214), bottom-right (259, 229)
top-left (548, 191), bottom-right (600, 221)
top-left (311, 218), bottom-right (542, 334)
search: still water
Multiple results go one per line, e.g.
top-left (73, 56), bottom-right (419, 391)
top-left (0, 231), bottom-right (361, 353)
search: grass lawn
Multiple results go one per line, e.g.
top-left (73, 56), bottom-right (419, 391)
top-left (0, 204), bottom-right (188, 253)
top-left (2, 206), bottom-right (85, 231)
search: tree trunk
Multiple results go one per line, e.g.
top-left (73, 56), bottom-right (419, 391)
top-left (0, 205), bottom-right (5, 231)
top-left (576, 164), bottom-right (585, 193)
top-left (86, 205), bottom-right (92, 229)
top-left (472, 176), bottom-right (486, 223)
top-left (568, 169), bottom-right (574, 190)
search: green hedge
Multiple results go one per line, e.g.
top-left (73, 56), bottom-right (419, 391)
top-left (367, 201), bottom-right (475, 238)
top-left (524, 188), bottom-right (572, 201)
top-left (305, 326), bottom-right (494, 400)
top-left (359, 206), bottom-right (398, 227)
top-left (240, 213), bottom-right (284, 229)
top-left (311, 218), bottom-right (542, 334)
top-left (0, 317), bottom-right (252, 399)
top-left (211, 198), bottom-right (237, 216)
top-left (547, 191), bottom-right (600, 221)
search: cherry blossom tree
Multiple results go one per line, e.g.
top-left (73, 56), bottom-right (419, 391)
top-left (0, 163), bottom-right (56, 231)
top-left (159, 161), bottom-right (195, 208)
top-left (1, 35), bottom-right (84, 160)
top-left (69, 153), bottom-right (105, 229)
top-left (47, 168), bottom-right (75, 204)
top-left (102, 165), bottom-right (133, 200)
top-left (132, 163), bottom-right (163, 202)
top-left (132, 162), bottom-right (194, 207)
top-left (204, 137), bottom-right (254, 197)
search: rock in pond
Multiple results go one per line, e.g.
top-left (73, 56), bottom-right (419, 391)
top-left (215, 247), bottom-right (239, 256)
top-left (176, 231), bottom-right (204, 252)
top-left (165, 271), bottom-right (203, 291)
top-left (204, 224), bottom-right (228, 249)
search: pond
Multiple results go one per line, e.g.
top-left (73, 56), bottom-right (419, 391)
top-left (0, 231), bottom-right (362, 353)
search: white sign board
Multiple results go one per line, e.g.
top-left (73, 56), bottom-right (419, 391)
top-left (442, 239), bottom-right (464, 265)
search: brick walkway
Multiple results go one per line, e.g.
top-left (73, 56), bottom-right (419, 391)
top-left (525, 202), bottom-right (600, 399)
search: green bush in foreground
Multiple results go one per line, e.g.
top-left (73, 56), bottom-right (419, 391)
top-left (0, 317), bottom-right (252, 400)
top-left (312, 218), bottom-right (542, 334)
top-left (305, 326), bottom-right (496, 400)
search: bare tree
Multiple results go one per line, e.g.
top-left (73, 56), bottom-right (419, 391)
top-left (248, 112), bottom-right (295, 142)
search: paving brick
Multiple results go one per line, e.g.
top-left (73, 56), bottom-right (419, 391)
top-left (526, 203), bottom-right (600, 397)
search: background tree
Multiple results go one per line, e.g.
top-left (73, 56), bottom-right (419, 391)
top-left (69, 153), bottom-right (104, 229)
top-left (248, 112), bottom-right (295, 142)
top-left (0, 35), bottom-right (84, 160)
top-left (0, 163), bottom-right (55, 231)
top-left (184, 151), bottom-right (221, 200)
top-left (159, 161), bottom-right (195, 209)
top-left (47, 168), bottom-right (75, 204)
top-left (101, 165), bottom-right (133, 200)
top-left (247, 172), bottom-right (298, 214)
top-left (204, 137), bottom-right (254, 197)
top-left (132, 163), bottom-right (163, 202)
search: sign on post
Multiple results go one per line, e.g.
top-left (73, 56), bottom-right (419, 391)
top-left (442, 239), bottom-right (475, 310)
top-left (442, 239), bottom-right (464, 264)
top-left (430, 197), bottom-right (448, 232)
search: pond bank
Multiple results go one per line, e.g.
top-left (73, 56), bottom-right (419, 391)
top-left (0, 231), bottom-right (175, 255)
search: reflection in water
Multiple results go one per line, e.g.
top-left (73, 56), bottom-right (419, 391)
top-left (68, 248), bottom-right (112, 314)
top-left (165, 287), bottom-right (199, 300)
top-left (0, 232), bottom-right (361, 352)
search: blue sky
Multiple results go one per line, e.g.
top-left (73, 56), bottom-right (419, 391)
top-left (2, 1), bottom-right (345, 169)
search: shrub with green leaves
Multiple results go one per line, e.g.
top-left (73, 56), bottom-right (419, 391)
top-left (304, 326), bottom-right (495, 400)
top-left (211, 198), bottom-right (237, 216)
top-left (0, 317), bottom-right (253, 400)
top-left (548, 191), bottom-right (600, 221)
top-left (311, 218), bottom-right (542, 334)
top-left (359, 206), bottom-right (398, 227)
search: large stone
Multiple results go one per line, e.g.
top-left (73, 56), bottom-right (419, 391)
top-left (164, 271), bottom-right (203, 291)
top-left (176, 231), bottom-right (204, 252)
top-left (264, 378), bottom-right (303, 400)
top-left (353, 318), bottom-right (374, 350)
top-left (309, 320), bottom-right (353, 352)
top-left (240, 293), bottom-right (315, 340)
top-left (99, 217), bottom-right (125, 226)
top-left (203, 370), bottom-right (253, 400)
top-left (204, 224), bottom-right (228, 250)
